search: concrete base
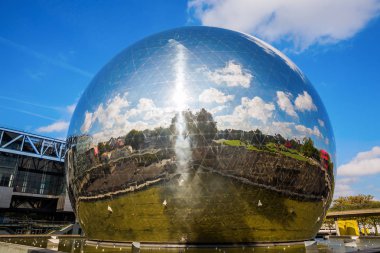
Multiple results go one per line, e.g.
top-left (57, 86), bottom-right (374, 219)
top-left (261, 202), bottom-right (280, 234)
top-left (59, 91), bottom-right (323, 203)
top-left (85, 239), bottom-right (306, 248)
top-left (0, 186), bottom-right (13, 208)
top-left (0, 242), bottom-right (64, 253)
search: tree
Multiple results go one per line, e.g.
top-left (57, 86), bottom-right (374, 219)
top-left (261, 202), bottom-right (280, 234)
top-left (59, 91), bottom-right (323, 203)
top-left (323, 217), bottom-right (335, 235)
top-left (330, 194), bottom-right (380, 211)
top-left (329, 195), bottom-right (380, 236)
top-left (368, 216), bottom-right (380, 235)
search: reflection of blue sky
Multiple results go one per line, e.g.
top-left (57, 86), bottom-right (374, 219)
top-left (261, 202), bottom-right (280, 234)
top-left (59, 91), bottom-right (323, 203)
top-left (69, 26), bottom-right (335, 164)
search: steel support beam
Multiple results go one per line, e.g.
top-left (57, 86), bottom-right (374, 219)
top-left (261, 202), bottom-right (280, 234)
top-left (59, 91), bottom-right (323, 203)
top-left (0, 127), bottom-right (66, 162)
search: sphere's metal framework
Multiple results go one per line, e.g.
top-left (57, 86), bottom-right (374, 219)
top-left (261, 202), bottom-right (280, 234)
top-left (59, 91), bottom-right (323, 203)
top-left (66, 26), bottom-right (335, 243)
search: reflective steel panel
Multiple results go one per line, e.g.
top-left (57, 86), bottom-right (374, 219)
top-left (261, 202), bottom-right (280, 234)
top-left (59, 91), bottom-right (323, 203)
top-left (66, 26), bottom-right (335, 243)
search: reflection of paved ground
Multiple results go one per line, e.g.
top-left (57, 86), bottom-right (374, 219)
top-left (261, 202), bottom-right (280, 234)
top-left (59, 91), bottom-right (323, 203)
top-left (75, 143), bottom-right (332, 204)
top-left (77, 150), bottom-right (175, 198)
top-left (194, 145), bottom-right (332, 201)
top-left (77, 171), bottom-right (325, 243)
top-left (73, 142), bottom-right (332, 243)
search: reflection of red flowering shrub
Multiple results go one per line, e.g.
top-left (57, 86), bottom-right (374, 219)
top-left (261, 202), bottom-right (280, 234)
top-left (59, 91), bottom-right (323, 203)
top-left (320, 149), bottom-right (330, 170)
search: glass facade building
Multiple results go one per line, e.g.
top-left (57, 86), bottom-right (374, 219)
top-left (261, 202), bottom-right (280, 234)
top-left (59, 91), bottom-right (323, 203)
top-left (0, 153), bottom-right (64, 196)
top-left (67, 26), bottom-right (335, 243)
top-left (0, 127), bottom-right (74, 234)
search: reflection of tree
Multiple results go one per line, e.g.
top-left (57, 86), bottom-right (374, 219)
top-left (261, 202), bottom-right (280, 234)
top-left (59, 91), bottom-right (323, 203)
top-left (125, 129), bottom-right (145, 150)
top-left (98, 142), bottom-right (110, 155)
top-left (214, 126), bottom-right (332, 168)
top-left (146, 127), bottom-right (172, 148)
top-left (301, 137), bottom-right (320, 161)
top-left (169, 108), bottom-right (217, 148)
top-left (77, 107), bottom-right (332, 170)
top-left (187, 108), bottom-right (217, 147)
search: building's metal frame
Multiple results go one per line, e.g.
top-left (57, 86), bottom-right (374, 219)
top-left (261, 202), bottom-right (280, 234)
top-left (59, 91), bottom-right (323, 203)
top-left (0, 127), bottom-right (66, 162)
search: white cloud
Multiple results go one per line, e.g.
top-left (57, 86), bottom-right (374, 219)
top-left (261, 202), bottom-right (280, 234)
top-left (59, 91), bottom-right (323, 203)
top-left (295, 91), bottom-right (317, 112)
top-left (318, 119), bottom-right (325, 127)
top-left (338, 146), bottom-right (380, 176)
top-left (66, 103), bottom-right (77, 114)
top-left (216, 96), bottom-right (275, 130)
top-left (276, 91), bottom-right (298, 118)
top-left (199, 88), bottom-right (234, 104)
top-left (334, 177), bottom-right (358, 197)
top-left (188, 0), bottom-right (380, 51)
top-left (206, 60), bottom-right (252, 88)
top-left (37, 121), bottom-right (69, 133)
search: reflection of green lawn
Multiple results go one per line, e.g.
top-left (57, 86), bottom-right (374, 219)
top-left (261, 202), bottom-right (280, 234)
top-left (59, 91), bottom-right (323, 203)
top-left (222, 140), bottom-right (260, 151)
top-left (78, 172), bottom-right (324, 243)
top-left (265, 143), bottom-right (309, 162)
top-left (221, 140), bottom-right (309, 163)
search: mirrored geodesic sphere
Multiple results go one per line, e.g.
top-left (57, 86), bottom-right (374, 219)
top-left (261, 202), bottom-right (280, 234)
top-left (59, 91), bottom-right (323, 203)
top-left (66, 26), bottom-right (335, 243)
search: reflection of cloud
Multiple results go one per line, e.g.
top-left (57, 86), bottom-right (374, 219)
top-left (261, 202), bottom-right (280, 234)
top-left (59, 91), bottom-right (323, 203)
top-left (216, 96), bottom-right (275, 129)
top-left (199, 88), bottom-right (234, 104)
top-left (295, 91), bottom-right (317, 112)
top-left (206, 60), bottom-right (252, 88)
top-left (37, 121), bottom-right (69, 133)
top-left (277, 90), bottom-right (318, 116)
top-left (209, 105), bottom-right (227, 114)
top-left (188, 0), bottom-right (380, 51)
top-left (272, 121), bottom-right (295, 137)
top-left (81, 93), bottom-right (175, 142)
top-left (237, 97), bottom-right (275, 123)
top-left (276, 91), bottom-right (298, 118)
top-left (81, 93), bottom-right (130, 132)
top-left (318, 119), bottom-right (325, 127)
top-left (272, 121), bottom-right (323, 139)
top-left (82, 112), bottom-right (94, 133)
top-left (338, 146), bottom-right (380, 176)
top-left (295, 124), bottom-right (322, 138)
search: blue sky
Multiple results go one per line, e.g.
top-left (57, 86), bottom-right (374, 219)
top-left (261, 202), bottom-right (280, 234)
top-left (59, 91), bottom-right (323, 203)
top-left (1, 0), bottom-right (380, 199)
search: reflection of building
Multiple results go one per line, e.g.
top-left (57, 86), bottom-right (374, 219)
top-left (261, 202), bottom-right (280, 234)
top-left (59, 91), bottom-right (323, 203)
top-left (0, 127), bottom-right (74, 234)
